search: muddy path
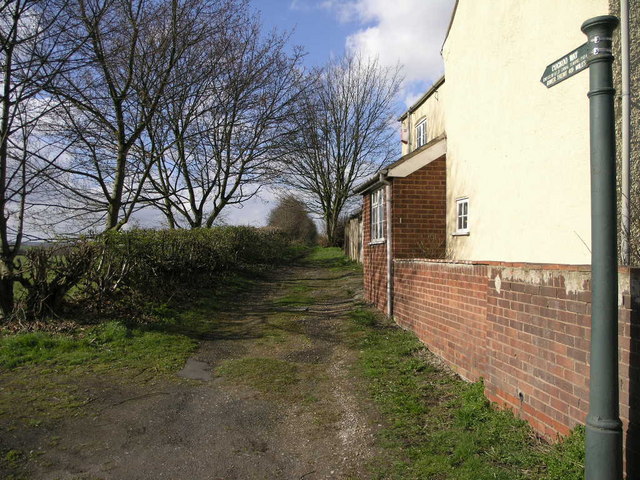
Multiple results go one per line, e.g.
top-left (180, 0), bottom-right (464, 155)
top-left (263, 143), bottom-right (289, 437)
top-left (5, 256), bottom-right (382, 480)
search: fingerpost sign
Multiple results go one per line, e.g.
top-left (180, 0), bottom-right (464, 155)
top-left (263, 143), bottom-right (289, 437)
top-left (541, 15), bottom-right (622, 480)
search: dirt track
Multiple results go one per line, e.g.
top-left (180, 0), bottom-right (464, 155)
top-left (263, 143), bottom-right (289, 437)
top-left (5, 260), bottom-right (381, 480)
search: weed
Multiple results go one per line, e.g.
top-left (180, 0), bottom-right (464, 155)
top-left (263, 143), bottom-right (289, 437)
top-left (4, 450), bottom-right (22, 466)
top-left (0, 321), bottom-right (196, 372)
top-left (305, 247), bottom-right (359, 272)
top-left (273, 292), bottom-right (315, 307)
top-left (544, 425), bottom-right (585, 480)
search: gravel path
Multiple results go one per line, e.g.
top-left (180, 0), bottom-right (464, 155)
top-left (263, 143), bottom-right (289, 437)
top-left (16, 260), bottom-right (381, 480)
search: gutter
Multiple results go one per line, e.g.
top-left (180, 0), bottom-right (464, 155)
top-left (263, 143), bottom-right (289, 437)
top-left (353, 168), bottom-right (389, 195)
top-left (440, 0), bottom-right (459, 56)
top-left (620, 0), bottom-right (631, 265)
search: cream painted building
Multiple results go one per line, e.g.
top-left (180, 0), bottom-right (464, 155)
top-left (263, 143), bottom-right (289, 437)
top-left (442, 0), bottom-right (610, 264)
top-left (399, 77), bottom-right (446, 156)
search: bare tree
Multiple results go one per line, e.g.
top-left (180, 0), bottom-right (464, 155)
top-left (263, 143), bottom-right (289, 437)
top-left (43, 0), bottom-right (219, 232)
top-left (281, 54), bottom-right (401, 246)
top-left (141, 9), bottom-right (307, 229)
top-left (0, 0), bottom-right (75, 318)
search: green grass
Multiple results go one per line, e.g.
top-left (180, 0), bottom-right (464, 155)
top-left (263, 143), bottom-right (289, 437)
top-left (347, 307), bottom-right (585, 480)
top-left (305, 246), bottom-right (360, 271)
top-left (215, 356), bottom-right (323, 407)
top-left (216, 357), bottom-right (300, 394)
top-left (0, 320), bottom-right (198, 426)
top-left (0, 276), bottom-right (256, 426)
top-left (0, 321), bottom-right (196, 372)
top-left (272, 283), bottom-right (315, 307)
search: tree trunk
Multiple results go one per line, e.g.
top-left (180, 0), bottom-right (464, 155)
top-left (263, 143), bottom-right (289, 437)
top-left (325, 214), bottom-right (340, 247)
top-left (0, 275), bottom-right (14, 320)
top-left (106, 147), bottom-right (127, 230)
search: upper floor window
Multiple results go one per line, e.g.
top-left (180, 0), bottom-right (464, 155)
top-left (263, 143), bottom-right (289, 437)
top-left (371, 188), bottom-right (385, 241)
top-left (456, 197), bottom-right (469, 234)
top-left (416, 119), bottom-right (426, 149)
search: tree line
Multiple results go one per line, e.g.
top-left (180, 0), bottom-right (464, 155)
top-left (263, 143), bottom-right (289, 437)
top-left (1, 0), bottom-right (400, 316)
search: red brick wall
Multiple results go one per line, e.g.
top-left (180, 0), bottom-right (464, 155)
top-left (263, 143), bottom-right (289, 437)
top-left (391, 259), bottom-right (640, 476)
top-left (362, 193), bottom-right (387, 312)
top-left (391, 156), bottom-right (446, 259)
top-left (393, 260), bottom-right (488, 382)
top-left (484, 265), bottom-right (593, 438)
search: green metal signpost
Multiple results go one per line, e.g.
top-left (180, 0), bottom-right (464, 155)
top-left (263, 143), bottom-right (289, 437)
top-left (582, 16), bottom-right (622, 480)
top-left (542, 15), bottom-right (622, 480)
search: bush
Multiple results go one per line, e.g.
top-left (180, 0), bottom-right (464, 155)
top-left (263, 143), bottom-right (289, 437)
top-left (13, 239), bottom-right (97, 319)
top-left (267, 195), bottom-right (317, 245)
top-left (9, 226), bottom-right (294, 321)
top-left (84, 226), bottom-right (293, 307)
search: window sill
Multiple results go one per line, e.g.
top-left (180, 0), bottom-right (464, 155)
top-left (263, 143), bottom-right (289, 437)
top-left (369, 239), bottom-right (386, 245)
top-left (452, 232), bottom-right (470, 237)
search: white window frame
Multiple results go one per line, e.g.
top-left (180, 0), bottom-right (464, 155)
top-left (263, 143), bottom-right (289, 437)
top-left (415, 119), bottom-right (426, 149)
top-left (370, 188), bottom-right (385, 242)
top-left (455, 197), bottom-right (469, 235)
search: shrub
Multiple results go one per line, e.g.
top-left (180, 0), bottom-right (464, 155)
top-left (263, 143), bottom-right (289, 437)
top-left (83, 226), bottom-right (293, 308)
top-left (14, 239), bottom-right (96, 320)
top-left (267, 195), bottom-right (317, 245)
top-left (7, 226), bottom-right (294, 322)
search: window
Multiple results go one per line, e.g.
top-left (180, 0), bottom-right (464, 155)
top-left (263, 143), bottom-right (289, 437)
top-left (371, 188), bottom-right (385, 241)
top-left (415, 119), bottom-right (426, 149)
top-left (456, 198), bottom-right (469, 234)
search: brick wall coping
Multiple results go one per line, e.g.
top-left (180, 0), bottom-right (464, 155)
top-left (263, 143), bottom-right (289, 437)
top-left (394, 257), bottom-right (640, 273)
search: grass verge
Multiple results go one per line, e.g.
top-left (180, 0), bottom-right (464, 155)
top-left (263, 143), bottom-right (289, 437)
top-left (347, 307), bottom-right (585, 480)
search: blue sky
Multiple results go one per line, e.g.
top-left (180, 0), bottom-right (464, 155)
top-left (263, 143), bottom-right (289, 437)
top-left (258, 1), bottom-right (358, 67)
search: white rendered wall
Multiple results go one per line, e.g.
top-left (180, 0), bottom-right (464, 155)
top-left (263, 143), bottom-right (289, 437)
top-left (442, 0), bottom-right (609, 264)
top-left (401, 82), bottom-right (447, 157)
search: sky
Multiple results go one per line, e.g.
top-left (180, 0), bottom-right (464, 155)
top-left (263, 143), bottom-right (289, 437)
top-left (137, 0), bottom-right (457, 229)
top-left (259, 0), bottom-right (456, 105)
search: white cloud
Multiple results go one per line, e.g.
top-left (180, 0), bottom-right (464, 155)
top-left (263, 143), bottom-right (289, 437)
top-left (325, 0), bottom-right (456, 105)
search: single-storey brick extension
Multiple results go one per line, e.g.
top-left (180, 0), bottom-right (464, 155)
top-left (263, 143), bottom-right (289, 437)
top-left (355, 0), bottom-right (640, 476)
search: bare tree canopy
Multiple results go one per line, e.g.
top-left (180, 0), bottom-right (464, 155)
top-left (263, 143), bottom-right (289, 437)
top-left (141, 6), bottom-right (307, 228)
top-left (280, 54), bottom-right (401, 246)
top-left (43, 0), bottom-right (222, 231)
top-left (0, 0), bottom-right (75, 316)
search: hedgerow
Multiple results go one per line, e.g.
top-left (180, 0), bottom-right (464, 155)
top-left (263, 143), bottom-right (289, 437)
top-left (10, 226), bottom-right (298, 321)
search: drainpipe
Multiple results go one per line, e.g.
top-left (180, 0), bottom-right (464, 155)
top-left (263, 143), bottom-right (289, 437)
top-left (620, 0), bottom-right (631, 265)
top-left (380, 172), bottom-right (393, 317)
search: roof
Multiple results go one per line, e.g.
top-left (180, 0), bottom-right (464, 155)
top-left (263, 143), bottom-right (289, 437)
top-left (397, 76), bottom-right (445, 122)
top-left (353, 135), bottom-right (447, 195)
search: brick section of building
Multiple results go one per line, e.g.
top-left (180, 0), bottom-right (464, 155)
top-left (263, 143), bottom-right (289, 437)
top-left (361, 156), bottom-right (447, 314)
top-left (362, 194), bottom-right (387, 312)
top-left (391, 156), bottom-right (446, 259)
top-left (390, 259), bottom-right (640, 473)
